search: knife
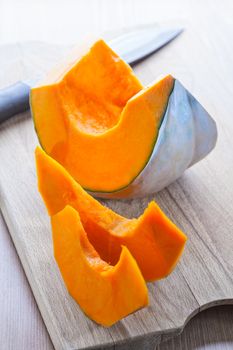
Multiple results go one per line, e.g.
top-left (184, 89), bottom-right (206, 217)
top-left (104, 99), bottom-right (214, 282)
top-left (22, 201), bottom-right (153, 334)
top-left (0, 24), bottom-right (183, 124)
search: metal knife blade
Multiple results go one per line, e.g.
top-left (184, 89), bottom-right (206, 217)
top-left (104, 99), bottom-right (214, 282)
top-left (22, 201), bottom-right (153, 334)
top-left (110, 25), bottom-right (183, 64)
top-left (0, 24), bottom-right (183, 124)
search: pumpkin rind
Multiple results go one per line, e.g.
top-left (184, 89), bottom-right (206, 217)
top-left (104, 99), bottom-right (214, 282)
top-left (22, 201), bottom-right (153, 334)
top-left (95, 80), bottom-right (218, 198)
top-left (52, 205), bottom-right (148, 326)
top-left (35, 147), bottom-right (187, 281)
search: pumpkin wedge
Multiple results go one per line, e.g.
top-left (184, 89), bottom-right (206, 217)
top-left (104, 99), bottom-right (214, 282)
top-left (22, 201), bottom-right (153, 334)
top-left (52, 205), bottom-right (148, 326)
top-left (36, 147), bottom-right (187, 281)
top-left (31, 39), bottom-right (174, 193)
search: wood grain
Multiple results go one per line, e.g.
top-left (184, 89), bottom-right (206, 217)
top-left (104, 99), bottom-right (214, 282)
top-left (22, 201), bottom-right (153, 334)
top-left (1, 0), bottom-right (233, 349)
top-left (0, 211), bottom-right (53, 350)
top-left (158, 305), bottom-right (233, 350)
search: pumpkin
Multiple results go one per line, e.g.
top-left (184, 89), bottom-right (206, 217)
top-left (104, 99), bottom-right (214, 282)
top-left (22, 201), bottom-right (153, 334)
top-left (31, 39), bottom-right (217, 199)
top-left (31, 39), bottom-right (182, 196)
top-left (35, 147), bottom-right (187, 281)
top-left (52, 205), bottom-right (148, 326)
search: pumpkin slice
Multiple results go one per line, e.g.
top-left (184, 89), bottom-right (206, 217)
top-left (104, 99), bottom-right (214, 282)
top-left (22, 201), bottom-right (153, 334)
top-left (31, 39), bottom-right (174, 192)
top-left (52, 205), bottom-right (148, 326)
top-left (36, 147), bottom-right (187, 281)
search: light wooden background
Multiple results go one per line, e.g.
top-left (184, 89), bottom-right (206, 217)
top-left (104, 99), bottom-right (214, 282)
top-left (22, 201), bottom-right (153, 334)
top-left (1, 0), bottom-right (233, 349)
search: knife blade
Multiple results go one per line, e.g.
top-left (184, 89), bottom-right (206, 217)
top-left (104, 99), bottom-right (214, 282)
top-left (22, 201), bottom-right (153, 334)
top-left (0, 24), bottom-right (183, 124)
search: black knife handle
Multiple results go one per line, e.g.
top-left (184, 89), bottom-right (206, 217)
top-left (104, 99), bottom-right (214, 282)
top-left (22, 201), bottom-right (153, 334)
top-left (0, 82), bottom-right (31, 124)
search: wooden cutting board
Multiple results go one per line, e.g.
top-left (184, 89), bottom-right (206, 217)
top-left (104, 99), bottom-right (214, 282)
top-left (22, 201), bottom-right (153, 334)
top-left (1, 23), bottom-right (233, 350)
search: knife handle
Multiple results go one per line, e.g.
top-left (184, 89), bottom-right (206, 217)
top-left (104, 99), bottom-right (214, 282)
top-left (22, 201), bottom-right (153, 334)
top-left (0, 82), bottom-right (31, 124)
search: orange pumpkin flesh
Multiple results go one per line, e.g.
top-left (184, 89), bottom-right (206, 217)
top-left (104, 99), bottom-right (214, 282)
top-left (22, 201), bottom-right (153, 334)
top-left (31, 39), bottom-right (174, 192)
top-left (36, 147), bottom-right (187, 281)
top-left (52, 205), bottom-right (148, 326)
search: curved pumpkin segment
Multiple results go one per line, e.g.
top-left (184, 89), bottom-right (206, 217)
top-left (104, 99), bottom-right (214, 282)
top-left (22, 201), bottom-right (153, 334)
top-left (31, 39), bottom-right (174, 192)
top-left (36, 147), bottom-right (187, 281)
top-left (52, 205), bottom-right (148, 326)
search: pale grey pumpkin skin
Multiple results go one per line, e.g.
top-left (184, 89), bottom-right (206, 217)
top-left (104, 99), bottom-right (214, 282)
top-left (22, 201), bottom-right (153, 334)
top-left (91, 80), bottom-right (217, 199)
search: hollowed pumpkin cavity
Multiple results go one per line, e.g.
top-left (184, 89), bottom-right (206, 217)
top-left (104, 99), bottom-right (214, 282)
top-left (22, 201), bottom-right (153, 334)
top-left (31, 39), bottom-right (174, 192)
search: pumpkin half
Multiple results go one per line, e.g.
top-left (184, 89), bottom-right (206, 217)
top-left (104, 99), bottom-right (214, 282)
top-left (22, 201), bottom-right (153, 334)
top-left (52, 205), bottom-right (148, 326)
top-left (31, 39), bottom-right (174, 193)
top-left (36, 147), bottom-right (187, 281)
